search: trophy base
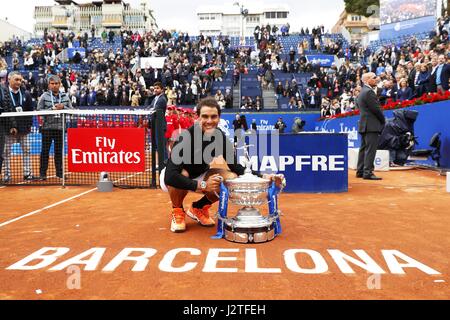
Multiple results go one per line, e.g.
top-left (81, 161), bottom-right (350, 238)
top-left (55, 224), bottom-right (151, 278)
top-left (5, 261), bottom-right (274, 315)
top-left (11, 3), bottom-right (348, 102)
top-left (223, 207), bottom-right (277, 244)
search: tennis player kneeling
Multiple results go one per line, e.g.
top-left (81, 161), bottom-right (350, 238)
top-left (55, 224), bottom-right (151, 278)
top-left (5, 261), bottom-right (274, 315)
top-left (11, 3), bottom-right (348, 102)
top-left (160, 97), bottom-right (283, 233)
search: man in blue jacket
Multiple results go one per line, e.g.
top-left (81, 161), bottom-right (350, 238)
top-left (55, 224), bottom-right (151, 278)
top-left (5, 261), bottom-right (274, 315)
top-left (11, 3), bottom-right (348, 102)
top-left (434, 54), bottom-right (450, 92)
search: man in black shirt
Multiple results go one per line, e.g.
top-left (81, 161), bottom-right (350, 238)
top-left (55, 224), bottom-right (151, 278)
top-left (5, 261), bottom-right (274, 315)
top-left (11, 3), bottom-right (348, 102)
top-left (160, 97), bottom-right (283, 233)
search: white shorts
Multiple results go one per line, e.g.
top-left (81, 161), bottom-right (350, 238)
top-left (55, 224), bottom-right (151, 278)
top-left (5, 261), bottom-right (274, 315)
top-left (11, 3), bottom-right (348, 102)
top-left (159, 167), bottom-right (207, 193)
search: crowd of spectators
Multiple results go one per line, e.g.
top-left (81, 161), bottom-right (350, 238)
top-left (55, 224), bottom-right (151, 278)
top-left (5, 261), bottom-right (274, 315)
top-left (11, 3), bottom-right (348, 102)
top-left (246, 15), bottom-right (450, 114)
top-left (2, 14), bottom-right (450, 115)
top-left (1, 28), bottom-right (236, 109)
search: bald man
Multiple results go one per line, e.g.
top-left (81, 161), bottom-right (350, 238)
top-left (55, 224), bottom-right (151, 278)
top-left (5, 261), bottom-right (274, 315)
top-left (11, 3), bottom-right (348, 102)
top-left (356, 72), bottom-right (385, 180)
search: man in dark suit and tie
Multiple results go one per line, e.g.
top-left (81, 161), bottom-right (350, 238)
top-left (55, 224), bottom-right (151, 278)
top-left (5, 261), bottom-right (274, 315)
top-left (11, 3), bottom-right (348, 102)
top-left (148, 82), bottom-right (167, 172)
top-left (356, 72), bottom-right (386, 180)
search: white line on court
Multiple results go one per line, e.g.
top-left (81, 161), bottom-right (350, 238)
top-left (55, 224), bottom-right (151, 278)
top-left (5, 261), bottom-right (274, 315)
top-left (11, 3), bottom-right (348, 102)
top-left (0, 187), bottom-right (97, 228)
top-left (0, 169), bottom-right (152, 229)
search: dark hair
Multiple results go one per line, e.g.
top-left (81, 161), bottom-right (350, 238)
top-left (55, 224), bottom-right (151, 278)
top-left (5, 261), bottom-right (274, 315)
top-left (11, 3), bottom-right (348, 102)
top-left (197, 97), bottom-right (221, 117)
top-left (153, 82), bottom-right (163, 89)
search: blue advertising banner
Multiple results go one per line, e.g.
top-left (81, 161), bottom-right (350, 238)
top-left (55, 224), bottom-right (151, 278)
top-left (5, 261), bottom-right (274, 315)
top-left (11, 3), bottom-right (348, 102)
top-left (68, 48), bottom-right (86, 59)
top-left (380, 0), bottom-right (437, 40)
top-left (380, 16), bottom-right (436, 40)
top-left (221, 113), bottom-right (320, 141)
top-left (315, 101), bottom-right (450, 168)
top-left (305, 55), bottom-right (335, 67)
top-left (237, 133), bottom-right (348, 193)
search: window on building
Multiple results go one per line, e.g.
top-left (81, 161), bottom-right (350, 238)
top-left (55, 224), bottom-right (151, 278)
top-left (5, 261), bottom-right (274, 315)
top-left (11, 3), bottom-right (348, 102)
top-left (246, 16), bottom-right (260, 23)
top-left (266, 12), bottom-right (277, 19)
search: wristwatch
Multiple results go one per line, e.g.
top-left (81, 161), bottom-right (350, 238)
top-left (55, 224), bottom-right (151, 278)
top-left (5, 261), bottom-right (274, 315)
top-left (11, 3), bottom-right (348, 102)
top-left (200, 180), bottom-right (207, 191)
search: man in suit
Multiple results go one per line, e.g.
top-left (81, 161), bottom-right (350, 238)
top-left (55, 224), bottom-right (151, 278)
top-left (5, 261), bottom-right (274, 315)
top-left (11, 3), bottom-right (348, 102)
top-left (434, 54), bottom-right (450, 92)
top-left (2, 72), bottom-right (36, 183)
top-left (147, 82), bottom-right (167, 172)
top-left (201, 77), bottom-right (212, 94)
top-left (150, 68), bottom-right (162, 87)
top-left (356, 72), bottom-right (386, 180)
top-left (429, 57), bottom-right (439, 93)
top-left (0, 81), bottom-right (18, 184)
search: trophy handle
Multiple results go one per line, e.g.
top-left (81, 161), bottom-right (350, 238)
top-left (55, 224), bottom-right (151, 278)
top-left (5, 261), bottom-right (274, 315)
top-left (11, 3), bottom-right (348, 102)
top-left (268, 182), bottom-right (282, 235)
top-left (211, 182), bottom-right (229, 240)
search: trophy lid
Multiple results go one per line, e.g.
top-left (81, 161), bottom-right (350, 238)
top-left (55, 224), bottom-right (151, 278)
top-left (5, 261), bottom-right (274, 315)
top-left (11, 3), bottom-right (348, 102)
top-left (226, 172), bottom-right (270, 184)
top-left (226, 144), bottom-right (270, 186)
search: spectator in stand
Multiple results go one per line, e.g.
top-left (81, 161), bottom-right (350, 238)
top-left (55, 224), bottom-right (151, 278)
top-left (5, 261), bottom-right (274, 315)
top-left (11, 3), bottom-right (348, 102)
top-left (275, 81), bottom-right (284, 100)
top-left (416, 64), bottom-right (431, 97)
top-left (288, 97), bottom-right (297, 109)
top-left (101, 30), bottom-right (108, 43)
top-left (0, 57), bottom-right (7, 83)
top-left (396, 79), bottom-right (414, 101)
top-left (263, 67), bottom-right (274, 90)
top-left (379, 80), bottom-right (395, 105)
top-left (166, 86), bottom-right (178, 106)
top-left (130, 87), bottom-right (141, 107)
top-left (433, 54), bottom-right (450, 92)
top-left (320, 97), bottom-right (331, 117)
top-left (224, 89), bottom-right (233, 109)
top-left (274, 117), bottom-right (286, 134)
top-left (108, 30), bottom-right (115, 44)
top-left (257, 64), bottom-right (265, 83)
top-left (214, 90), bottom-right (226, 110)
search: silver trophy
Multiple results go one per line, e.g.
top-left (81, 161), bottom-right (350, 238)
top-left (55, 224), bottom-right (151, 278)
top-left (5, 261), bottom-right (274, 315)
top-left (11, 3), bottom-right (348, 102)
top-left (213, 146), bottom-right (284, 244)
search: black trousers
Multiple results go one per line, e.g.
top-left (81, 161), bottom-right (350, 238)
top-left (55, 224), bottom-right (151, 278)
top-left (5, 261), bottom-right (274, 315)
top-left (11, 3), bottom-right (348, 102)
top-left (40, 129), bottom-right (63, 177)
top-left (357, 132), bottom-right (380, 177)
top-left (0, 130), bottom-right (5, 175)
top-left (154, 110), bottom-right (167, 172)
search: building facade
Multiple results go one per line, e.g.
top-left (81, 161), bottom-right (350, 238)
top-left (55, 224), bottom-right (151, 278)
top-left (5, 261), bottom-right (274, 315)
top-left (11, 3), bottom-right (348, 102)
top-left (332, 10), bottom-right (380, 42)
top-left (34, 0), bottom-right (157, 36)
top-left (196, 3), bottom-right (290, 37)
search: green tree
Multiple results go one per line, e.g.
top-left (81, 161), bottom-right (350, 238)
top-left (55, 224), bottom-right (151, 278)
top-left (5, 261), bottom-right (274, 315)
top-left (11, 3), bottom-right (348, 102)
top-left (344, 0), bottom-right (380, 17)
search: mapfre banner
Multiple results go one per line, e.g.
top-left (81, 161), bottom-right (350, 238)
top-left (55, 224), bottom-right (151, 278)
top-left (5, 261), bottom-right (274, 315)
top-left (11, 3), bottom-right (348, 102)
top-left (68, 128), bottom-right (146, 172)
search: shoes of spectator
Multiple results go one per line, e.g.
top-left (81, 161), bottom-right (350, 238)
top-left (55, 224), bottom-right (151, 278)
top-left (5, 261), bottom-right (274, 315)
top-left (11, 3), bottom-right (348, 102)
top-left (24, 174), bottom-right (38, 181)
top-left (39, 175), bottom-right (47, 181)
top-left (356, 172), bottom-right (363, 178)
top-left (56, 174), bottom-right (63, 179)
top-left (363, 174), bottom-right (382, 181)
top-left (170, 208), bottom-right (186, 233)
top-left (186, 204), bottom-right (215, 227)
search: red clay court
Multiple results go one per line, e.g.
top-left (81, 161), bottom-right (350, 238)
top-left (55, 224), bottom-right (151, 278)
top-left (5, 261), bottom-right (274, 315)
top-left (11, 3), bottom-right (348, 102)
top-left (0, 169), bottom-right (448, 300)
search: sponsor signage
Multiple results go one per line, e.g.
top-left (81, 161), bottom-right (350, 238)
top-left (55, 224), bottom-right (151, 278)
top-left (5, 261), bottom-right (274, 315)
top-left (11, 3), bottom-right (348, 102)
top-left (236, 133), bottom-right (348, 193)
top-left (305, 55), bottom-right (335, 67)
top-left (380, 16), bottom-right (436, 40)
top-left (68, 128), bottom-right (146, 172)
top-left (67, 48), bottom-right (86, 59)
